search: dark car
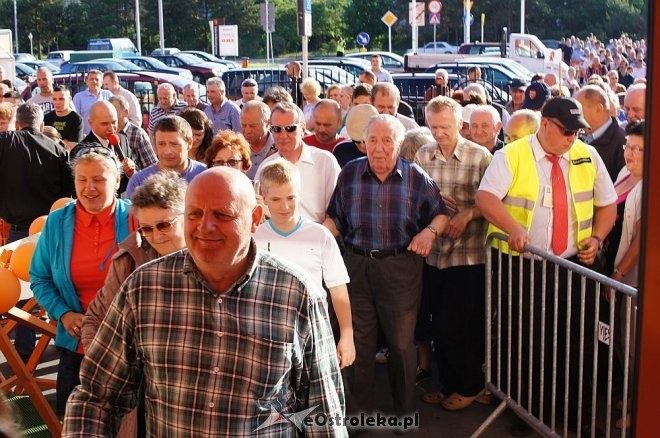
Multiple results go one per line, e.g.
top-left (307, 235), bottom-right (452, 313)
top-left (19, 60), bottom-right (61, 74)
top-left (151, 52), bottom-right (227, 83)
top-left (424, 63), bottom-right (523, 92)
top-left (15, 63), bottom-right (37, 82)
top-left (457, 42), bottom-right (502, 56)
top-left (125, 56), bottom-right (193, 80)
top-left (23, 71), bottom-right (206, 113)
top-left (182, 50), bottom-right (239, 69)
top-left (222, 66), bottom-right (356, 101)
top-left (59, 60), bottom-right (133, 74)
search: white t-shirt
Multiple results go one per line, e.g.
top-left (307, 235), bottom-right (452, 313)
top-left (478, 135), bottom-right (617, 257)
top-left (253, 218), bottom-right (349, 290)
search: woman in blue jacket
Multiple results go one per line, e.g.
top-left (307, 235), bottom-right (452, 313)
top-left (30, 145), bottom-right (135, 415)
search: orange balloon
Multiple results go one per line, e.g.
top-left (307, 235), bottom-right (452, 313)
top-left (0, 267), bottom-right (20, 313)
top-left (50, 197), bottom-right (73, 212)
top-left (29, 215), bottom-right (48, 235)
top-left (9, 240), bottom-right (38, 282)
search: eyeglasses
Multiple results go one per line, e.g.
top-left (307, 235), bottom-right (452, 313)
top-left (623, 144), bottom-right (644, 154)
top-left (547, 118), bottom-right (582, 137)
top-left (270, 124), bottom-right (300, 134)
top-left (210, 158), bottom-right (243, 168)
top-left (73, 144), bottom-right (116, 160)
top-left (138, 215), bottom-right (182, 237)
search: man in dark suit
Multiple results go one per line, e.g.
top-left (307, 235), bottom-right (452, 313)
top-left (73, 101), bottom-right (137, 194)
top-left (576, 85), bottom-right (626, 181)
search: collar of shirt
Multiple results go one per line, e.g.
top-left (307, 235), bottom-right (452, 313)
top-left (360, 156), bottom-right (404, 181)
top-left (75, 197), bottom-right (117, 228)
top-left (91, 132), bottom-right (110, 147)
top-left (432, 138), bottom-right (465, 162)
top-left (591, 117), bottom-right (613, 141)
top-left (296, 143), bottom-right (316, 165)
top-left (531, 134), bottom-right (569, 163)
top-left (182, 240), bottom-right (258, 296)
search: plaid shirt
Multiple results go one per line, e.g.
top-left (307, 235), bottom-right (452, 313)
top-left (414, 138), bottom-right (492, 268)
top-left (121, 122), bottom-right (157, 169)
top-left (327, 157), bottom-right (448, 250)
top-left (148, 101), bottom-right (187, 133)
top-left (63, 244), bottom-right (347, 437)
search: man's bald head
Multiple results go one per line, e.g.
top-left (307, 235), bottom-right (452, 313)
top-left (504, 109), bottom-right (540, 144)
top-left (184, 167), bottom-right (263, 284)
top-left (623, 83), bottom-right (646, 122)
top-left (88, 100), bottom-right (118, 140)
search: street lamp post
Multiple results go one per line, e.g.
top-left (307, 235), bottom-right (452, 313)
top-left (13, 0), bottom-right (18, 53)
top-left (28, 33), bottom-right (33, 57)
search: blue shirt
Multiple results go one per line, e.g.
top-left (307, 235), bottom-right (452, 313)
top-left (125, 160), bottom-right (207, 199)
top-left (72, 89), bottom-right (113, 134)
top-left (327, 157), bottom-right (448, 250)
top-left (204, 99), bottom-right (242, 134)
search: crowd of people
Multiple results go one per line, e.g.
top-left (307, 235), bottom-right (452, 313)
top-left (0, 40), bottom-right (646, 435)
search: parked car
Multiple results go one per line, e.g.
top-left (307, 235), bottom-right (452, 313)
top-left (150, 48), bottom-right (181, 56)
top-left (59, 59), bottom-right (133, 74)
top-left (542, 39), bottom-right (562, 49)
top-left (222, 66), bottom-right (356, 101)
top-left (308, 58), bottom-right (370, 78)
top-left (13, 53), bottom-right (36, 62)
top-left (24, 71), bottom-right (206, 113)
top-left (126, 56), bottom-right (193, 80)
top-left (345, 51), bottom-right (405, 72)
top-left (446, 57), bottom-right (534, 80)
top-left (406, 41), bottom-right (459, 55)
top-left (19, 60), bottom-right (61, 74)
top-left (424, 62), bottom-right (525, 91)
top-left (151, 52), bottom-right (227, 83)
top-left (15, 62), bottom-right (37, 82)
top-left (457, 42), bottom-right (502, 55)
top-left (182, 51), bottom-right (239, 69)
top-left (46, 50), bottom-right (75, 67)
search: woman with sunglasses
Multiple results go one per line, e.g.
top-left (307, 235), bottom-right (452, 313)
top-left (204, 129), bottom-right (252, 174)
top-left (79, 171), bottom-right (187, 436)
top-left (30, 145), bottom-right (137, 416)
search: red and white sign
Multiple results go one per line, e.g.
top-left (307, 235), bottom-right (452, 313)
top-left (408, 2), bottom-right (425, 26)
top-left (428, 1), bottom-right (442, 14)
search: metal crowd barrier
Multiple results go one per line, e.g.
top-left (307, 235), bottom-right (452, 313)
top-left (473, 233), bottom-right (638, 438)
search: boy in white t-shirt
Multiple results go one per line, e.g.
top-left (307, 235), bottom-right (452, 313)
top-left (253, 159), bottom-right (355, 369)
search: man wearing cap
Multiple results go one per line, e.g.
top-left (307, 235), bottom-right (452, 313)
top-left (505, 79), bottom-right (527, 115)
top-left (332, 104), bottom-right (378, 168)
top-left (237, 78), bottom-right (260, 109)
top-left (521, 81), bottom-right (551, 112)
top-left (302, 99), bottom-right (345, 153)
top-left (475, 97), bottom-right (616, 434)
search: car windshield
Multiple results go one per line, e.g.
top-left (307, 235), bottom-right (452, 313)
top-left (110, 59), bottom-right (145, 71)
top-left (177, 53), bottom-right (205, 64)
top-left (141, 57), bottom-right (172, 69)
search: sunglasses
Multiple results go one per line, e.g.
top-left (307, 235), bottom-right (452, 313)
top-left (138, 215), bottom-right (182, 237)
top-left (211, 158), bottom-right (243, 168)
top-left (547, 118), bottom-right (582, 137)
top-left (270, 124), bottom-right (299, 134)
top-left (74, 144), bottom-right (116, 159)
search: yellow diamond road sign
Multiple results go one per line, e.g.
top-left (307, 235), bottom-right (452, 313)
top-left (381, 11), bottom-right (398, 27)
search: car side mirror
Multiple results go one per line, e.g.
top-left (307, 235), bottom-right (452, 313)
top-left (537, 51), bottom-right (544, 59)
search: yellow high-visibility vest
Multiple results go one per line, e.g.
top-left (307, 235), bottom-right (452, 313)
top-left (487, 136), bottom-right (597, 254)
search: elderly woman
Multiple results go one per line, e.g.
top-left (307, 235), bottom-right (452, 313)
top-left (80, 171), bottom-right (187, 435)
top-left (300, 77), bottom-right (322, 127)
top-left (178, 107), bottom-right (214, 162)
top-left (30, 145), bottom-right (136, 415)
top-left (204, 130), bottom-right (252, 174)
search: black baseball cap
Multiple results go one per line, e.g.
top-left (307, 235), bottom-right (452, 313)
top-left (541, 97), bottom-right (591, 131)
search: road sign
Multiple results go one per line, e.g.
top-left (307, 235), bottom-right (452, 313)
top-left (260, 2), bottom-right (275, 33)
top-left (429, 13), bottom-right (441, 25)
top-left (428, 1), bottom-right (442, 14)
top-left (217, 25), bottom-right (239, 57)
top-left (296, 0), bottom-right (312, 36)
top-left (464, 13), bottom-right (474, 25)
top-left (381, 10), bottom-right (398, 27)
top-left (408, 2), bottom-right (425, 26)
top-left (357, 32), bottom-right (370, 46)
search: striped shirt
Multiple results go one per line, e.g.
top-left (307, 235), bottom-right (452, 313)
top-left (148, 101), bottom-right (187, 133)
top-left (121, 122), bottom-right (157, 169)
top-left (414, 138), bottom-right (493, 269)
top-left (327, 157), bottom-right (448, 250)
top-left (63, 244), bottom-right (347, 437)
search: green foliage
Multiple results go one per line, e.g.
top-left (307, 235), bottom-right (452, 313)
top-left (0, 0), bottom-right (647, 58)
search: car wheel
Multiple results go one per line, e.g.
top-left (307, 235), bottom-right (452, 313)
top-left (193, 74), bottom-right (204, 83)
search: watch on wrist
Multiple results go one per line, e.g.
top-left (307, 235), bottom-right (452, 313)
top-left (426, 225), bottom-right (438, 236)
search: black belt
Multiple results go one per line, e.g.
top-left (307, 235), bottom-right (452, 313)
top-left (8, 223), bottom-right (29, 232)
top-left (346, 244), bottom-right (407, 259)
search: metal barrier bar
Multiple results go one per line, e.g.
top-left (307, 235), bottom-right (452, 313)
top-left (473, 232), bottom-right (638, 438)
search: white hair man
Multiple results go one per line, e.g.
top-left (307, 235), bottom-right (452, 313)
top-left (470, 105), bottom-right (503, 152)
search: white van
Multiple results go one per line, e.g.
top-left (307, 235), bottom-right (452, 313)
top-left (87, 38), bottom-right (139, 55)
top-left (46, 50), bottom-right (75, 66)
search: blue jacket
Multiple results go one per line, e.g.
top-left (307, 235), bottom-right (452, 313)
top-left (30, 199), bottom-right (133, 352)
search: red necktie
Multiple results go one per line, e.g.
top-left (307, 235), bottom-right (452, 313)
top-left (547, 155), bottom-right (568, 255)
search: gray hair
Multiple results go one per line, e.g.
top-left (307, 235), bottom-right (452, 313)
top-left (206, 77), bottom-right (226, 91)
top-left (183, 82), bottom-right (200, 93)
top-left (157, 83), bottom-right (176, 95)
top-left (371, 82), bottom-right (401, 106)
top-left (364, 114), bottom-right (405, 147)
top-left (400, 127), bottom-right (434, 161)
top-left (242, 100), bottom-right (270, 123)
top-left (470, 105), bottom-right (501, 126)
top-left (109, 94), bottom-right (130, 112)
top-left (271, 101), bottom-right (304, 125)
top-left (16, 103), bottom-right (43, 129)
top-left (131, 170), bottom-right (187, 211)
